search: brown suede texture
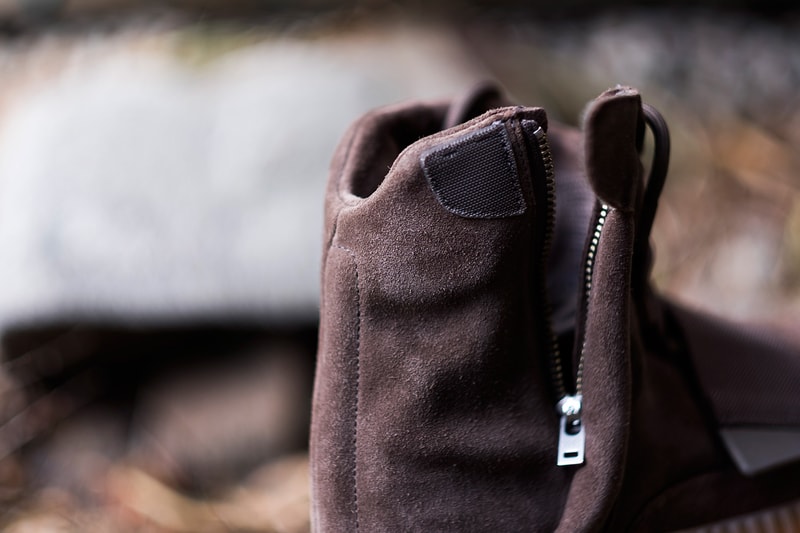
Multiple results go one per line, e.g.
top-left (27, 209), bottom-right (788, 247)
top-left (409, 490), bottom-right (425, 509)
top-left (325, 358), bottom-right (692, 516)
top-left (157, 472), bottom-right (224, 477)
top-left (609, 301), bottom-right (800, 532)
top-left (671, 305), bottom-right (800, 426)
top-left (555, 89), bottom-right (643, 533)
top-left (556, 208), bottom-right (635, 533)
top-left (311, 86), bottom-right (800, 532)
top-left (604, 295), bottom-right (800, 532)
top-left (604, 295), bottom-right (727, 531)
top-left (311, 245), bottom-right (361, 532)
top-left (582, 87), bottom-right (643, 212)
top-left (312, 101), bottom-right (575, 532)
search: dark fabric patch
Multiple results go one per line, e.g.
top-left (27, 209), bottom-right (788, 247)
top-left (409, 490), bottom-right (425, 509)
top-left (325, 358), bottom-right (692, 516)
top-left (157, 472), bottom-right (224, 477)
top-left (420, 121), bottom-right (526, 219)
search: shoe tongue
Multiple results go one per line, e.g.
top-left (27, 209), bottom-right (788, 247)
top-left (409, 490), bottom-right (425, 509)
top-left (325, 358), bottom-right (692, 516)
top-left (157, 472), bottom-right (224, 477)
top-left (443, 82), bottom-right (510, 130)
top-left (546, 124), bottom-right (598, 335)
top-left (582, 86), bottom-right (644, 212)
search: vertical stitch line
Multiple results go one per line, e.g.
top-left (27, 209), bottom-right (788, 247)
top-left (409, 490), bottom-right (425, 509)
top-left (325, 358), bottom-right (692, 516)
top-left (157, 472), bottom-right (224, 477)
top-left (353, 250), bottom-right (361, 533)
top-left (325, 122), bottom-right (360, 529)
top-left (335, 244), bottom-right (361, 532)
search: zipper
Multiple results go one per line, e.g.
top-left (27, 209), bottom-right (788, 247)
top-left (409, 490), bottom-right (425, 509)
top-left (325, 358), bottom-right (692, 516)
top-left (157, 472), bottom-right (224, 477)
top-left (555, 203), bottom-right (609, 466)
top-left (529, 124), bottom-right (566, 403)
top-left (530, 122), bottom-right (608, 467)
top-left (540, 105), bottom-right (666, 466)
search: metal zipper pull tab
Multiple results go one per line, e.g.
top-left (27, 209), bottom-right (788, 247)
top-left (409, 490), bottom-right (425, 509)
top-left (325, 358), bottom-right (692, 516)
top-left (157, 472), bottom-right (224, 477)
top-left (556, 395), bottom-right (585, 466)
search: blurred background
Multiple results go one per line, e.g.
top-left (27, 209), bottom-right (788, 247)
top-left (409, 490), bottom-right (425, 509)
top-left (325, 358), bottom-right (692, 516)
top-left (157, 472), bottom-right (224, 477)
top-left (0, 1), bottom-right (798, 531)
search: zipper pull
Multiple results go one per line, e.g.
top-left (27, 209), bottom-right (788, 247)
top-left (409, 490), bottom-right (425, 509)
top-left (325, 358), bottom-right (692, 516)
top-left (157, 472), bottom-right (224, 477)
top-left (556, 395), bottom-right (585, 466)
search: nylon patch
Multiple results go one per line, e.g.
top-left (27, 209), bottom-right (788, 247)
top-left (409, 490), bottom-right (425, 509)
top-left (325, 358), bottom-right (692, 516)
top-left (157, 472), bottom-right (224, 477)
top-left (420, 121), bottom-right (526, 219)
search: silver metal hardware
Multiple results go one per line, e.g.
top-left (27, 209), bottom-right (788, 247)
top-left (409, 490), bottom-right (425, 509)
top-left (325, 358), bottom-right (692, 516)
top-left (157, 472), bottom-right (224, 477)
top-left (557, 395), bottom-right (585, 466)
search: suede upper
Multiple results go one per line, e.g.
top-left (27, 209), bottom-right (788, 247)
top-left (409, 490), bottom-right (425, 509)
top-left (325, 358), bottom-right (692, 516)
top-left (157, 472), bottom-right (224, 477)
top-left (310, 85), bottom-right (800, 533)
top-left (313, 102), bottom-right (575, 532)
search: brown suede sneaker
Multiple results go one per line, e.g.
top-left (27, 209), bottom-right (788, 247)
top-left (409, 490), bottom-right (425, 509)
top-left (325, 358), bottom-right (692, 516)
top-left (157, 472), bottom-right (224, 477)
top-left (310, 84), bottom-right (800, 532)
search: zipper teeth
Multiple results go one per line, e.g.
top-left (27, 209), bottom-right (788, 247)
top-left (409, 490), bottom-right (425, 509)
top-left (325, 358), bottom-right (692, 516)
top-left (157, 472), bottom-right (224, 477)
top-left (575, 204), bottom-right (609, 395)
top-left (532, 126), bottom-right (565, 400)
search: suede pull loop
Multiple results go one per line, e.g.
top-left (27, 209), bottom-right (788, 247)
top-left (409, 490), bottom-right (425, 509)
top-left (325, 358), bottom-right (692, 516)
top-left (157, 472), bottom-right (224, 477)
top-left (583, 86), bottom-right (644, 212)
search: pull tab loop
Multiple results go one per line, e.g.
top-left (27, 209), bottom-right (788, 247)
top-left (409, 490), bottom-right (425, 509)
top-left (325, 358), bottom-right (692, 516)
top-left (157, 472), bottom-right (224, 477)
top-left (633, 104), bottom-right (671, 295)
top-left (638, 104), bottom-right (671, 250)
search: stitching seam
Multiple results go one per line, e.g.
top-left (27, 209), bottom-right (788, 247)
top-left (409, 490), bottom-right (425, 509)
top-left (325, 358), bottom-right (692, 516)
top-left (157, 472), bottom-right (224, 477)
top-left (333, 243), bottom-right (361, 532)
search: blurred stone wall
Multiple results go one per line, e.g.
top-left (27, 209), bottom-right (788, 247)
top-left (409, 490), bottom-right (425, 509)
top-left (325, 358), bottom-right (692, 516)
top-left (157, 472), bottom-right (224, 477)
top-left (1, 7), bottom-right (798, 330)
top-left (0, 17), bottom-right (491, 329)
